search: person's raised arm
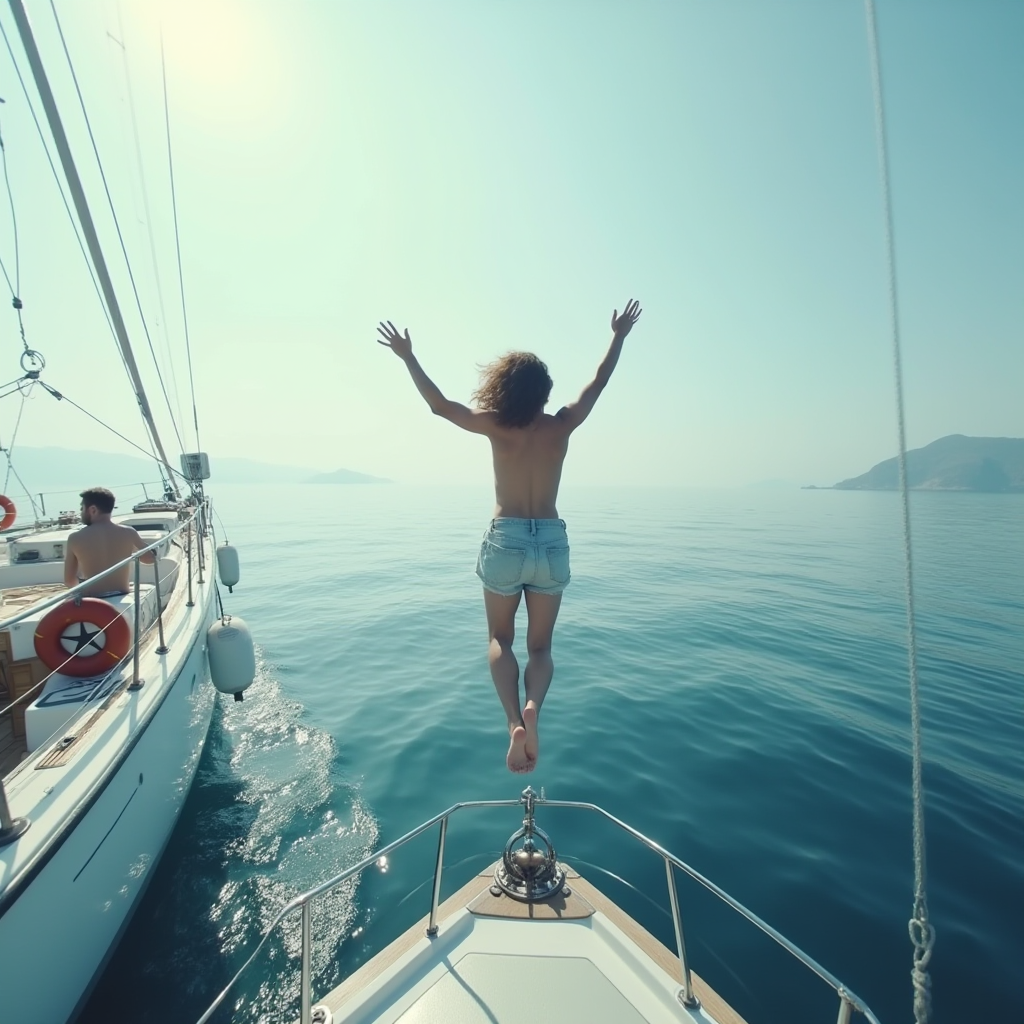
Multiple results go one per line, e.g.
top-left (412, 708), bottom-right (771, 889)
top-left (556, 299), bottom-right (641, 432)
top-left (377, 321), bottom-right (494, 435)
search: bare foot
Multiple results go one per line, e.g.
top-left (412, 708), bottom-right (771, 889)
top-left (523, 703), bottom-right (539, 769)
top-left (506, 724), bottom-right (531, 774)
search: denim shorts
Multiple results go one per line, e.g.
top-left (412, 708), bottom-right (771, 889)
top-left (475, 518), bottom-right (571, 597)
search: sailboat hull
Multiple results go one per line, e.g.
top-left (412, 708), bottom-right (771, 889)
top-left (0, 576), bottom-right (218, 1023)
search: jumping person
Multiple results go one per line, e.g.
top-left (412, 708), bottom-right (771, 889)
top-left (378, 300), bottom-right (642, 773)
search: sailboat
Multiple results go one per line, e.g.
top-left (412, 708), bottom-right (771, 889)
top-left (0, 3), bottom-right (255, 1021)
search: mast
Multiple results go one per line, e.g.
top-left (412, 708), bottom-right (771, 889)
top-left (7, 0), bottom-right (180, 496)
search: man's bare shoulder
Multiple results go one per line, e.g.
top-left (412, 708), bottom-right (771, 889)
top-left (114, 522), bottom-right (148, 545)
top-left (539, 411), bottom-right (572, 433)
top-left (474, 409), bottom-right (501, 430)
top-left (489, 412), bottom-right (570, 439)
top-left (72, 522), bottom-right (141, 542)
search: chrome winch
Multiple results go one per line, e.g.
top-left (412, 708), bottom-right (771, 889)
top-left (493, 786), bottom-right (565, 902)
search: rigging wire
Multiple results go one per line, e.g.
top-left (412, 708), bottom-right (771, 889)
top-left (0, 107), bottom-right (35, 359)
top-left (210, 502), bottom-right (229, 544)
top-left (48, 0), bottom-right (186, 458)
top-left (0, 16), bottom-right (131, 386)
top-left (863, 3), bottom-right (935, 1022)
top-left (0, 110), bottom-right (22, 298)
top-left (113, 4), bottom-right (186, 439)
top-left (0, 379), bottom-right (41, 518)
top-left (0, 374), bottom-right (36, 399)
top-left (0, 11), bottom-right (166, 487)
top-left (33, 376), bottom-right (189, 489)
top-left (3, 457), bottom-right (36, 513)
top-left (160, 29), bottom-right (201, 455)
top-left (0, 101), bottom-right (41, 516)
top-left (2, 376), bottom-right (31, 482)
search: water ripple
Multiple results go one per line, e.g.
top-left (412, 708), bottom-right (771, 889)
top-left (84, 485), bottom-right (1023, 1024)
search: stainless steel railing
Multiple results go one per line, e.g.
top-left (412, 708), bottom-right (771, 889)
top-left (195, 790), bottom-right (883, 1024)
top-left (0, 503), bottom-right (206, 633)
top-left (0, 504), bottom-right (210, 844)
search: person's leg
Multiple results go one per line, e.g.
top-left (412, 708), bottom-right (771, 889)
top-left (483, 587), bottom-right (531, 772)
top-left (522, 589), bottom-right (562, 767)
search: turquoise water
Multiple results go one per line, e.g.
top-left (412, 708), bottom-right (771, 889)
top-left (82, 485), bottom-right (1023, 1024)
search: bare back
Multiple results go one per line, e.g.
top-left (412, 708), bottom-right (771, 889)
top-left (488, 413), bottom-right (571, 519)
top-left (68, 522), bottom-right (146, 595)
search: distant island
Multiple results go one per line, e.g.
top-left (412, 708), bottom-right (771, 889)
top-left (304, 468), bottom-right (392, 485)
top-left (14, 446), bottom-right (391, 489)
top-left (813, 435), bottom-right (1024, 492)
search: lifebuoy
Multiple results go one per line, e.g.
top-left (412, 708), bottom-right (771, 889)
top-left (0, 494), bottom-right (16, 531)
top-left (34, 598), bottom-right (132, 678)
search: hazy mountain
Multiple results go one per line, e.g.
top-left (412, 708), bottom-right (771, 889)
top-left (8, 446), bottom-right (162, 492)
top-left (208, 457), bottom-right (322, 484)
top-left (304, 468), bottom-right (392, 484)
top-left (8, 446), bottom-right (337, 489)
top-left (832, 436), bottom-right (1024, 492)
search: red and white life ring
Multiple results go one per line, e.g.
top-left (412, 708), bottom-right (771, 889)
top-left (0, 494), bottom-right (16, 531)
top-left (34, 598), bottom-right (132, 678)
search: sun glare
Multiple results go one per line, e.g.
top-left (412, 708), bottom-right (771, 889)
top-left (146, 0), bottom-right (291, 127)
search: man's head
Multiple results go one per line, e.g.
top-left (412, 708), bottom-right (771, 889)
top-left (80, 487), bottom-right (115, 524)
top-left (471, 351), bottom-right (552, 428)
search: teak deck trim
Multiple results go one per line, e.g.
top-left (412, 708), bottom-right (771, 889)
top-left (316, 864), bottom-right (749, 1024)
top-left (568, 872), bottom-right (750, 1024)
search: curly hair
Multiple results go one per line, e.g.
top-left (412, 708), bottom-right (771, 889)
top-left (471, 351), bottom-right (552, 428)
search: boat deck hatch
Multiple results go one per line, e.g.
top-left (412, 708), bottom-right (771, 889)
top-left (394, 953), bottom-right (649, 1024)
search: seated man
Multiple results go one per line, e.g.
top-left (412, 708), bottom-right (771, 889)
top-left (63, 487), bottom-right (155, 597)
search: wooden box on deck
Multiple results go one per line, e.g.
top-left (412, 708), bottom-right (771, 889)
top-left (0, 630), bottom-right (47, 738)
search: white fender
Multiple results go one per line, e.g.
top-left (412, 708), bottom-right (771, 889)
top-left (217, 543), bottom-right (240, 592)
top-left (208, 614), bottom-right (255, 701)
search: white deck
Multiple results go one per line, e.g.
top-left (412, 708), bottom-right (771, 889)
top-left (0, 515), bottom-right (219, 1024)
top-left (318, 868), bottom-right (746, 1024)
top-left (349, 917), bottom-right (688, 1024)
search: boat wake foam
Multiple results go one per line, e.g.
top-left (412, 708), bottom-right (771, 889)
top-left (80, 647), bottom-right (379, 1023)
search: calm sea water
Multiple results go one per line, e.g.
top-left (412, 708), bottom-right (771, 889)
top-left (81, 484), bottom-right (1023, 1024)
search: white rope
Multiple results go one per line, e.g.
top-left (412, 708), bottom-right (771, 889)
top-left (863, 3), bottom-right (935, 1022)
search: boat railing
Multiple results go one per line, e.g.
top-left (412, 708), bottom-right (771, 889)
top-left (0, 503), bottom-right (208, 633)
top-left (195, 788), bottom-right (883, 1024)
top-left (2, 480), bottom-right (176, 526)
top-left (0, 504), bottom-right (210, 842)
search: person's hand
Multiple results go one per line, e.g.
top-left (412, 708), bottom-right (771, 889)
top-left (377, 321), bottom-right (412, 359)
top-left (611, 299), bottom-right (642, 339)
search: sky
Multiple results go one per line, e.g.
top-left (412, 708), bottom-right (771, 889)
top-left (0, 0), bottom-right (1020, 489)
